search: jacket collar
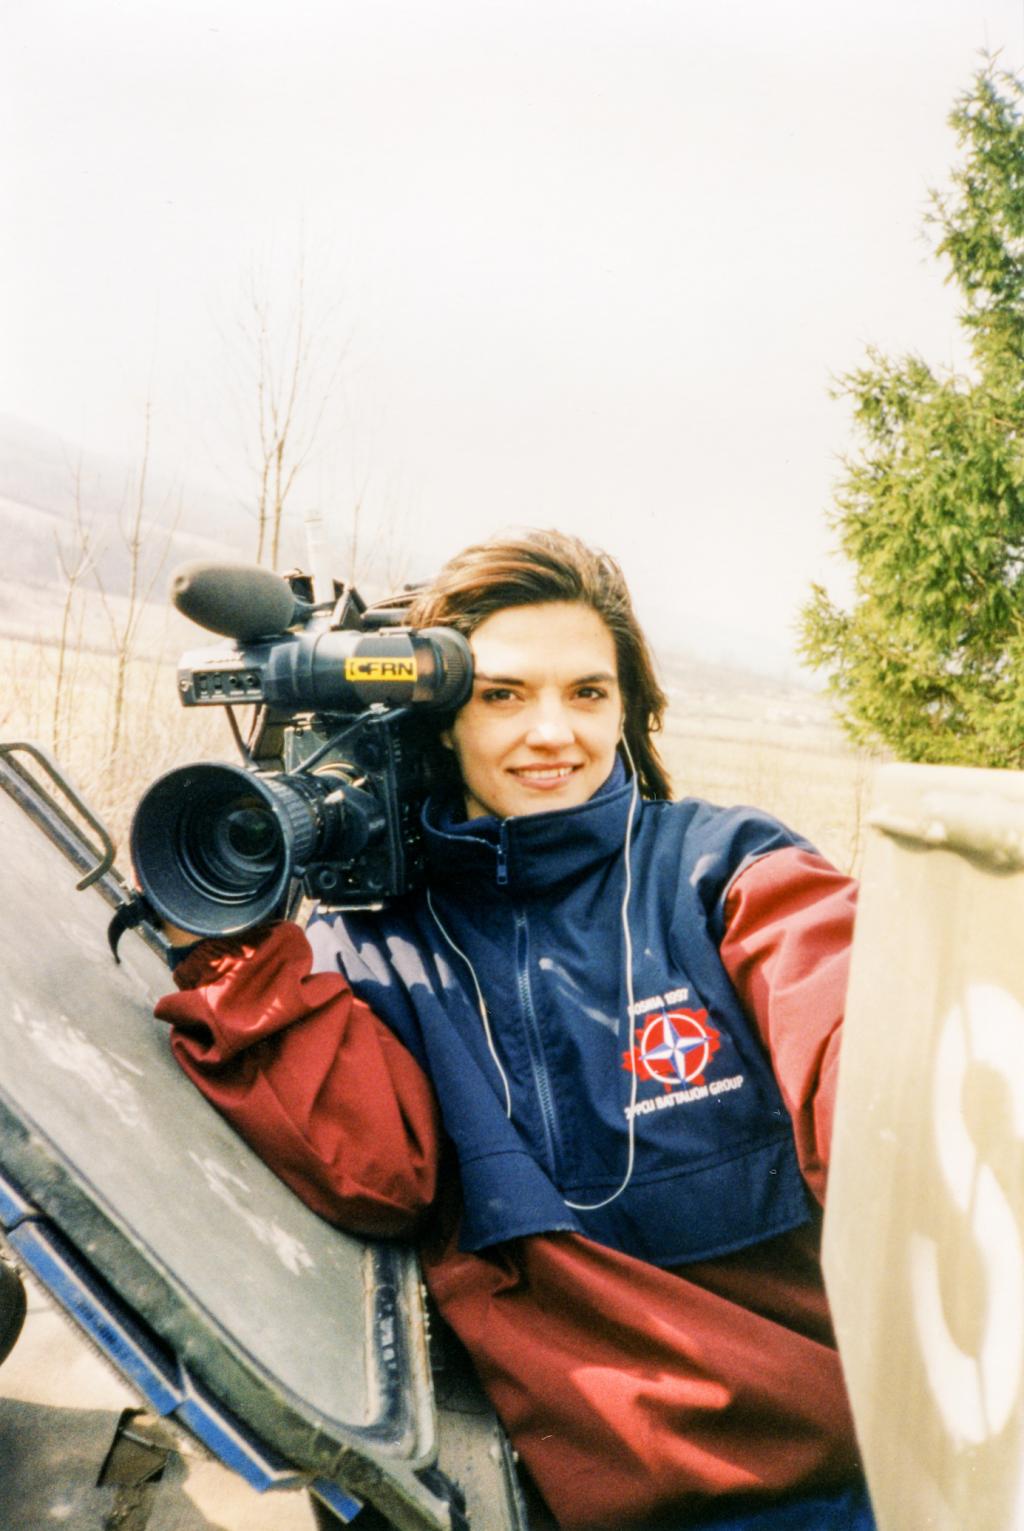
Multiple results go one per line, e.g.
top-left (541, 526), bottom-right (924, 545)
top-left (422, 758), bottom-right (636, 894)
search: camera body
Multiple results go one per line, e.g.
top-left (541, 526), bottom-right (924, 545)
top-left (130, 565), bottom-right (472, 939)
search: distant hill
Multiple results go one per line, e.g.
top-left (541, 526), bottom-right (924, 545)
top-left (0, 416), bottom-right (838, 743)
top-left (0, 413), bottom-right (251, 608)
top-left (0, 415), bottom-right (419, 650)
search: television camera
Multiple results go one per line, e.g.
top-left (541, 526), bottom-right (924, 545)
top-left (129, 561), bottom-right (472, 940)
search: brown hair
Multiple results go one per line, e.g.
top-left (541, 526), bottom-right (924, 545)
top-left (407, 528), bottom-right (672, 800)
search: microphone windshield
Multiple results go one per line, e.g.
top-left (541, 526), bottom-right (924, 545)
top-left (171, 562), bottom-right (309, 640)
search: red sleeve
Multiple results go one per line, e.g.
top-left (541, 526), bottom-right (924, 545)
top-left (154, 921), bottom-right (441, 1237)
top-left (718, 847), bottom-right (857, 1205)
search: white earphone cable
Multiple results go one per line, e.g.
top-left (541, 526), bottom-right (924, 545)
top-left (426, 886), bottom-right (514, 1119)
top-left (427, 739), bottom-right (645, 1214)
top-left (563, 741), bottom-right (641, 1211)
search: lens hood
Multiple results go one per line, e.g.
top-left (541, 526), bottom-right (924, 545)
top-left (131, 762), bottom-right (316, 937)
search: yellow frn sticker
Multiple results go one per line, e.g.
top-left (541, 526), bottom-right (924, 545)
top-left (344, 657), bottom-right (417, 683)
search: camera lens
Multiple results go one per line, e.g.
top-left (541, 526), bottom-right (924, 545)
top-left (131, 763), bottom-right (312, 935)
top-left (177, 793), bottom-right (284, 901)
top-left (131, 760), bottom-right (383, 938)
top-left (225, 805), bottom-right (278, 861)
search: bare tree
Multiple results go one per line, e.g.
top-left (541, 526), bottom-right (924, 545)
top-left (51, 455), bottom-right (97, 760)
top-left (226, 250), bottom-right (351, 569)
top-left (366, 481), bottom-right (415, 596)
top-left (336, 433), bottom-right (414, 596)
top-left (211, 246), bottom-right (420, 596)
top-left (94, 399), bottom-right (180, 769)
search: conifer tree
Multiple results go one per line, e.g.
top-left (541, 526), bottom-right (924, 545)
top-left (801, 63), bottom-right (1024, 766)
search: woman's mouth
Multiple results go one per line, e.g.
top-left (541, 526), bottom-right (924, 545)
top-left (509, 764), bottom-right (580, 787)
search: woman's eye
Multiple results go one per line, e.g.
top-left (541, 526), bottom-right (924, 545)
top-left (480, 687), bottom-right (518, 703)
top-left (576, 686), bottom-right (609, 701)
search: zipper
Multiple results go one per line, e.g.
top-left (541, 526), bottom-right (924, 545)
top-left (496, 822), bottom-right (510, 886)
top-left (514, 906), bottom-right (560, 1176)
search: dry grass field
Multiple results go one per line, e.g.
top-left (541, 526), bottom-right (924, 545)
top-left (1, 634), bottom-right (225, 852)
top-left (655, 651), bottom-right (879, 876)
top-left (659, 717), bottom-right (874, 877)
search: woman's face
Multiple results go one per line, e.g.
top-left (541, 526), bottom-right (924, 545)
top-left (443, 601), bottom-right (624, 821)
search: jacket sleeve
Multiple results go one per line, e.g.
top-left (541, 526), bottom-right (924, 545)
top-left (153, 921), bottom-right (441, 1237)
top-left (717, 846), bottom-right (857, 1205)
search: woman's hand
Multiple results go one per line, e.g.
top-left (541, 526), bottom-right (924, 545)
top-left (162, 919), bottom-right (203, 948)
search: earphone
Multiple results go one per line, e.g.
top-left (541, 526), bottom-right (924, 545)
top-left (427, 738), bottom-right (645, 1214)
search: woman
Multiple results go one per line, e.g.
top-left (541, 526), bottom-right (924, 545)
top-left (156, 529), bottom-right (873, 1530)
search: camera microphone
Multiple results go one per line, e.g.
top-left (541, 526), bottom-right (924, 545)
top-left (171, 562), bottom-right (315, 640)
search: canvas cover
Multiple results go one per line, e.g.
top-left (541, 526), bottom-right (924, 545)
top-left (824, 760), bottom-right (1024, 1531)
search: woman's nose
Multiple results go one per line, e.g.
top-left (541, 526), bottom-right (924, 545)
top-left (525, 707), bottom-right (574, 747)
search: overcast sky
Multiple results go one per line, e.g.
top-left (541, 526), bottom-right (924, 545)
top-left (5, 0), bottom-right (1024, 672)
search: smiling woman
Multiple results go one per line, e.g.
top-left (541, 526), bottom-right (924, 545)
top-left (156, 528), bottom-right (873, 1531)
top-left (407, 528), bottom-right (671, 802)
top-left (440, 601), bottom-right (624, 820)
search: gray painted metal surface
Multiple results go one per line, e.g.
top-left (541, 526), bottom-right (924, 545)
top-left (0, 743), bottom-right (527, 1531)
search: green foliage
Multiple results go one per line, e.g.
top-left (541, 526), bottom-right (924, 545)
top-left (801, 62), bottom-right (1024, 767)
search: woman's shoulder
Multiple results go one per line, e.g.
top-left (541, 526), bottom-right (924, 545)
top-left (638, 795), bottom-right (816, 905)
top-left (644, 792), bottom-right (810, 847)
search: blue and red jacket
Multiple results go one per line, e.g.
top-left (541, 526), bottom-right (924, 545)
top-left (306, 763), bottom-right (814, 1266)
top-left (156, 770), bottom-right (864, 1530)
